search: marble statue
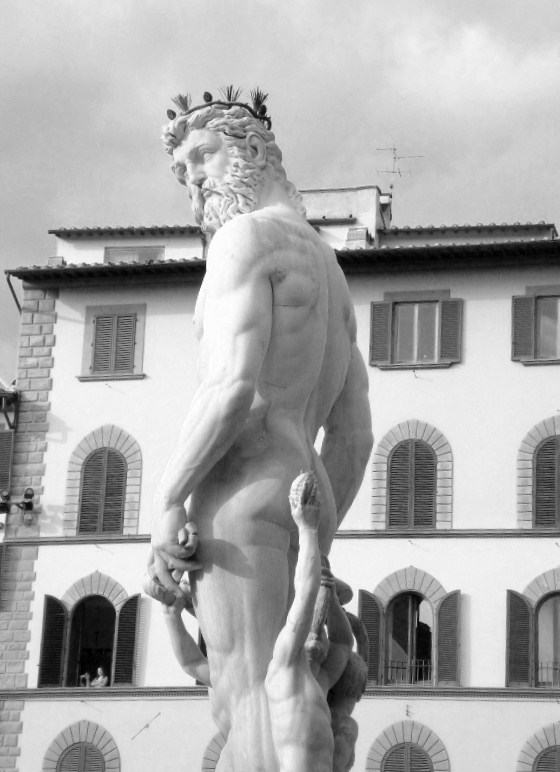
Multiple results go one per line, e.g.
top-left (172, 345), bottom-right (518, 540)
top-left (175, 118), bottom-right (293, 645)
top-left (147, 88), bottom-right (373, 771)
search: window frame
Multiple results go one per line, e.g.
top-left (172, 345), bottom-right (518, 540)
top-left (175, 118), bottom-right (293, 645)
top-left (78, 303), bottom-right (146, 381)
top-left (370, 290), bottom-right (463, 370)
top-left (387, 439), bottom-right (437, 530)
top-left (512, 285), bottom-right (560, 366)
top-left (533, 436), bottom-right (560, 529)
top-left (78, 447), bottom-right (127, 535)
top-left (104, 245), bottom-right (164, 264)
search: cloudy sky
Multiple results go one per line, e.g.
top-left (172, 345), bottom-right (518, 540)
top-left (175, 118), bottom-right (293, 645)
top-left (1, 0), bottom-right (559, 381)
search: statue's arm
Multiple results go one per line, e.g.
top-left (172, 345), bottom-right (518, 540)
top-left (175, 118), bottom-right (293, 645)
top-left (270, 525), bottom-right (321, 670)
top-left (320, 343), bottom-right (373, 528)
top-left (163, 604), bottom-right (211, 686)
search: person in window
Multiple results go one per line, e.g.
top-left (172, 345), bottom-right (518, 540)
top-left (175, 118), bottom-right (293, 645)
top-left (79, 671), bottom-right (91, 687)
top-left (90, 667), bottom-right (108, 688)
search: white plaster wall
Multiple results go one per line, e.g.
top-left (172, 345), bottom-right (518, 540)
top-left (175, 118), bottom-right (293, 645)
top-left (345, 264), bottom-right (560, 531)
top-left (40, 282), bottom-right (200, 536)
top-left (330, 535), bottom-right (560, 689)
top-left (351, 694), bottom-right (560, 772)
top-left (54, 233), bottom-right (203, 264)
top-left (18, 696), bottom-right (213, 772)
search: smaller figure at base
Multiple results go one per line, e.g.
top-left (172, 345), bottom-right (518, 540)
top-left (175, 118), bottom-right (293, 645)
top-left (162, 584), bottom-right (211, 687)
top-left (264, 471), bottom-right (334, 772)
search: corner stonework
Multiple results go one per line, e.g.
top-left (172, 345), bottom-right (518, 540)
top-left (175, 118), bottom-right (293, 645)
top-left (8, 286), bottom-right (58, 538)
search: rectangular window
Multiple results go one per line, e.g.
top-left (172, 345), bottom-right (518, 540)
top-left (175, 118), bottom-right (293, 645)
top-left (104, 246), bottom-right (164, 264)
top-left (394, 302), bottom-right (438, 365)
top-left (512, 288), bottom-right (560, 364)
top-left (370, 290), bottom-right (462, 369)
top-left (536, 297), bottom-right (560, 360)
top-left (79, 304), bottom-right (146, 381)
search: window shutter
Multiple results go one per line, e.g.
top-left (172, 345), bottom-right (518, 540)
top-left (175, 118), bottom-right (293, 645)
top-left (58, 744), bottom-right (81, 772)
top-left (114, 314), bottom-right (136, 373)
top-left (409, 746), bottom-right (433, 772)
top-left (506, 590), bottom-right (534, 686)
top-left (534, 747), bottom-right (560, 772)
top-left (113, 594), bottom-right (139, 684)
top-left (79, 448), bottom-right (126, 534)
top-left (83, 744), bottom-right (106, 772)
top-left (388, 441), bottom-right (412, 528)
top-left (512, 295), bottom-right (535, 361)
top-left (382, 744), bottom-right (406, 772)
top-left (358, 590), bottom-right (383, 684)
top-left (101, 450), bottom-right (127, 533)
top-left (439, 298), bottom-right (463, 363)
top-left (534, 437), bottom-right (560, 528)
top-left (436, 590), bottom-right (460, 685)
top-left (413, 441), bottom-right (437, 528)
top-left (0, 430), bottom-right (14, 491)
top-left (38, 595), bottom-right (67, 687)
top-left (370, 302), bottom-right (392, 366)
top-left (58, 743), bottom-right (105, 772)
top-left (78, 450), bottom-right (106, 533)
top-left (92, 316), bottom-right (114, 373)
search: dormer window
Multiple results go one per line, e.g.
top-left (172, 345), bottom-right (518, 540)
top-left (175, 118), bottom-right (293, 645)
top-left (104, 246), bottom-right (164, 264)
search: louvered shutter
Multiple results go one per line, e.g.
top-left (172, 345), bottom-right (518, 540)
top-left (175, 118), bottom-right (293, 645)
top-left (370, 302), bottom-right (392, 366)
top-left (38, 595), bottom-right (67, 687)
top-left (0, 430), bottom-right (14, 491)
top-left (439, 298), bottom-right (463, 363)
top-left (383, 744), bottom-right (406, 772)
top-left (437, 590), bottom-right (460, 685)
top-left (101, 450), bottom-right (126, 533)
top-left (534, 437), bottom-right (560, 528)
top-left (91, 313), bottom-right (136, 374)
top-left (358, 590), bottom-right (383, 684)
top-left (413, 441), bottom-right (437, 528)
top-left (506, 590), bottom-right (534, 686)
top-left (79, 449), bottom-right (126, 534)
top-left (58, 743), bottom-right (105, 772)
top-left (113, 594), bottom-right (139, 684)
top-left (512, 295), bottom-right (535, 360)
top-left (79, 450), bottom-right (106, 533)
top-left (114, 314), bottom-right (136, 373)
top-left (409, 746), bottom-right (434, 772)
top-left (535, 747), bottom-right (560, 772)
top-left (388, 441), bottom-right (412, 528)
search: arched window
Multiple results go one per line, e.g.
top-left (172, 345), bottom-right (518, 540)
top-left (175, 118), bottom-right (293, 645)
top-left (66, 596), bottom-right (116, 687)
top-left (57, 742), bottom-right (105, 772)
top-left (78, 448), bottom-right (127, 534)
top-left (537, 594), bottom-right (560, 687)
top-left (386, 593), bottom-right (433, 685)
top-left (388, 439), bottom-right (436, 529)
top-left (381, 743), bottom-right (434, 772)
top-left (534, 437), bottom-right (560, 528)
top-left (534, 746), bottom-right (560, 772)
top-left (38, 590), bottom-right (140, 688)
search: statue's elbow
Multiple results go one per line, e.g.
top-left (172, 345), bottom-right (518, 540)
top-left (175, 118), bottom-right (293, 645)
top-left (222, 378), bottom-right (255, 424)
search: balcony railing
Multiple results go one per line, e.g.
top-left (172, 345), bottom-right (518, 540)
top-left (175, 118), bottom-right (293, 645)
top-left (538, 661), bottom-right (560, 687)
top-left (385, 659), bottom-right (432, 685)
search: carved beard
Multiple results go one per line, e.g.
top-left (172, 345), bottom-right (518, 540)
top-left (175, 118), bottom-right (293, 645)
top-left (187, 153), bottom-right (265, 234)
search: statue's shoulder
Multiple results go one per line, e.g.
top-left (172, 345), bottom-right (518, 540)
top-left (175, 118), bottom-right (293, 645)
top-left (207, 212), bottom-right (278, 267)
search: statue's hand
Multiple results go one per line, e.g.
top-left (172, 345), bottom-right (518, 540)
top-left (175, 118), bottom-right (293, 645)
top-left (149, 520), bottom-right (202, 599)
top-left (289, 471), bottom-right (320, 531)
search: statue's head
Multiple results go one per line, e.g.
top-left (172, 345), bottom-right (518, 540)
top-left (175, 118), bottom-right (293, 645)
top-left (161, 89), bottom-right (305, 233)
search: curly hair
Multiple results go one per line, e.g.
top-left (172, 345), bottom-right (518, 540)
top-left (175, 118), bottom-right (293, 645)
top-left (162, 104), bottom-right (305, 218)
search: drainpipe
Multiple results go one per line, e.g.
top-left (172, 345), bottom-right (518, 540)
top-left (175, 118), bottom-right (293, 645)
top-left (5, 273), bottom-right (21, 314)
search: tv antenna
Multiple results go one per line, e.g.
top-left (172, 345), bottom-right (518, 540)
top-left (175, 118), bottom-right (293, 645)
top-left (376, 145), bottom-right (423, 192)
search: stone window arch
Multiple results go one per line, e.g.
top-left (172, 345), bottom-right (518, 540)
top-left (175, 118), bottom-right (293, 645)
top-left (64, 425), bottom-right (142, 536)
top-left (43, 721), bottom-right (120, 771)
top-left (517, 724), bottom-right (560, 771)
top-left (359, 567), bottom-right (460, 687)
top-left (366, 720), bottom-right (450, 771)
top-left (372, 420), bottom-right (452, 530)
top-left (517, 415), bottom-right (560, 528)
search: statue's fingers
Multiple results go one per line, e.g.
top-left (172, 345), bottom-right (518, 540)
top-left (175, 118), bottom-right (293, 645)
top-left (177, 526), bottom-right (199, 554)
top-left (168, 555), bottom-right (202, 572)
top-left (153, 554), bottom-right (184, 598)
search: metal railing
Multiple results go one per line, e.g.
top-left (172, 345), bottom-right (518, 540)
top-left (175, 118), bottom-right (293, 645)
top-left (385, 659), bottom-right (432, 685)
top-left (538, 661), bottom-right (560, 687)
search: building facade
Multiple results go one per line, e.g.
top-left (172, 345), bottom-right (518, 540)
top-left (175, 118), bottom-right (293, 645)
top-left (1, 187), bottom-right (560, 771)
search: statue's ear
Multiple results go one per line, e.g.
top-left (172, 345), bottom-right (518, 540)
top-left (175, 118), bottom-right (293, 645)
top-left (246, 132), bottom-right (266, 168)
